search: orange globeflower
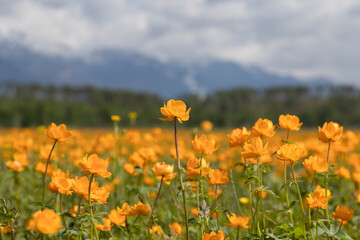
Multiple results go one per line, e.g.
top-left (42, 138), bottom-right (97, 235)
top-left (44, 123), bottom-right (72, 143)
top-left (151, 225), bottom-right (163, 238)
top-left (226, 213), bottom-right (251, 228)
top-left (242, 137), bottom-right (268, 159)
top-left (314, 185), bottom-right (332, 200)
top-left (202, 230), bottom-right (226, 240)
top-left (79, 154), bottom-right (112, 178)
top-left (302, 155), bottom-right (328, 173)
top-left (318, 122), bottom-right (343, 142)
top-left (159, 99), bottom-right (191, 123)
top-left (332, 205), bottom-right (354, 224)
top-left (228, 127), bottom-right (251, 148)
top-left (95, 217), bottom-right (112, 231)
top-left (169, 222), bottom-right (182, 236)
top-left (72, 176), bottom-right (90, 196)
top-left (334, 166), bottom-right (351, 179)
top-left (132, 201), bottom-right (150, 216)
top-left (200, 120), bottom-right (213, 132)
top-left (276, 143), bottom-right (307, 163)
top-left (48, 169), bottom-right (73, 195)
top-left (152, 162), bottom-right (174, 178)
top-left (251, 118), bottom-right (275, 139)
top-left (207, 169), bottom-right (229, 185)
top-left (186, 157), bottom-right (210, 178)
top-left (108, 209), bottom-right (126, 226)
top-left (5, 160), bottom-right (25, 172)
top-left (306, 190), bottom-right (328, 209)
top-left (278, 114), bottom-right (303, 131)
top-left (192, 134), bottom-right (218, 155)
top-left (27, 209), bottom-right (62, 235)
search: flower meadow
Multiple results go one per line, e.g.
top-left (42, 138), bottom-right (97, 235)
top-left (0, 99), bottom-right (360, 240)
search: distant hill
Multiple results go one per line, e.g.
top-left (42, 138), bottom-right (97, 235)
top-left (0, 42), bottom-right (331, 98)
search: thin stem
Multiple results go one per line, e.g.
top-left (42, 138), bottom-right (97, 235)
top-left (229, 169), bottom-right (242, 215)
top-left (77, 196), bottom-right (82, 216)
top-left (199, 153), bottom-right (209, 232)
top-left (174, 119), bottom-right (190, 240)
top-left (316, 208), bottom-right (319, 240)
top-left (0, 224), bottom-right (5, 240)
top-left (88, 174), bottom-right (99, 240)
top-left (59, 194), bottom-right (67, 229)
top-left (197, 179), bottom-right (203, 238)
top-left (148, 176), bottom-right (164, 227)
top-left (309, 173), bottom-right (315, 240)
top-left (215, 185), bottom-right (220, 231)
top-left (236, 226), bottom-right (240, 240)
top-left (325, 141), bottom-right (331, 225)
top-left (257, 158), bottom-right (265, 234)
top-left (283, 130), bottom-right (294, 225)
top-left (291, 163), bottom-right (307, 240)
top-left (338, 220), bottom-right (343, 232)
top-left (42, 140), bottom-right (57, 208)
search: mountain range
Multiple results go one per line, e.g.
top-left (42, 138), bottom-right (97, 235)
top-left (0, 42), bottom-right (331, 98)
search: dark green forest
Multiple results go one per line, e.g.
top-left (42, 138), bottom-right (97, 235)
top-left (0, 82), bottom-right (359, 128)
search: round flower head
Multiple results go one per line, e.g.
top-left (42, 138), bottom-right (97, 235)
top-left (44, 123), bottom-right (72, 143)
top-left (169, 222), bottom-right (182, 236)
top-left (306, 189), bottom-right (328, 209)
top-left (242, 137), bottom-right (268, 159)
top-left (332, 205), bottom-right (354, 224)
top-left (202, 230), bottom-right (226, 240)
top-left (251, 118), bottom-right (275, 139)
top-left (302, 155), bottom-right (328, 173)
top-left (200, 120), bottom-right (213, 132)
top-left (192, 134), bottom-right (218, 155)
top-left (186, 157), bottom-right (210, 178)
top-left (152, 162), bottom-right (174, 178)
top-left (318, 121), bottom-right (343, 142)
top-left (27, 209), bottom-right (62, 235)
top-left (226, 213), bottom-right (251, 228)
top-left (159, 99), bottom-right (191, 123)
top-left (228, 127), bottom-right (251, 148)
top-left (207, 169), bottom-right (229, 185)
top-left (278, 114), bottom-right (303, 131)
top-left (95, 217), bottom-right (112, 231)
top-left (79, 154), bottom-right (112, 178)
top-left (277, 143), bottom-right (307, 163)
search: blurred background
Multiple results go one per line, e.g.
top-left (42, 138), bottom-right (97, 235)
top-left (0, 0), bottom-right (359, 127)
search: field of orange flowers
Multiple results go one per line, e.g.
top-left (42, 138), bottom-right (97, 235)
top-left (0, 99), bottom-right (359, 240)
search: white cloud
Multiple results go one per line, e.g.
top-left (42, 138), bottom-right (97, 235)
top-left (0, 0), bottom-right (360, 85)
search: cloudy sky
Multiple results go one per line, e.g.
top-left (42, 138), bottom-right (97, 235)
top-left (1, 0), bottom-right (360, 86)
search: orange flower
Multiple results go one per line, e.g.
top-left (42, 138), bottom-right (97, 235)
top-left (318, 122), bottom-right (343, 142)
top-left (276, 143), bottom-right (307, 163)
top-left (226, 213), bottom-right (251, 228)
top-left (332, 205), bottom-right (354, 224)
top-left (27, 209), bottom-right (62, 235)
top-left (132, 201), bottom-right (150, 216)
top-left (68, 205), bottom-right (85, 217)
top-left (151, 225), bottom-right (163, 238)
top-left (152, 162), bottom-right (174, 178)
top-left (44, 123), bottom-right (72, 143)
top-left (306, 189), bottom-right (328, 209)
top-left (228, 127), bottom-right (251, 148)
top-left (200, 120), bottom-right (213, 132)
top-left (169, 222), bottom-right (182, 236)
top-left (124, 163), bottom-right (138, 176)
top-left (5, 160), bottom-right (25, 172)
top-left (108, 209), bottom-right (126, 226)
top-left (207, 169), bottom-right (229, 185)
top-left (186, 157), bottom-right (210, 178)
top-left (48, 169), bottom-right (73, 195)
top-left (242, 137), bottom-right (268, 159)
top-left (302, 155), bottom-right (328, 173)
top-left (202, 230), bottom-right (226, 240)
top-left (192, 134), bottom-right (218, 155)
top-left (72, 176), bottom-right (90, 196)
top-left (251, 118), bottom-right (275, 139)
top-left (0, 223), bottom-right (11, 234)
top-left (159, 99), bottom-right (191, 123)
top-left (95, 217), bottom-right (112, 231)
top-left (314, 185), bottom-right (332, 200)
top-left (278, 114), bottom-right (303, 132)
top-left (334, 166), bottom-right (351, 179)
top-left (35, 162), bottom-right (54, 175)
top-left (79, 154), bottom-right (112, 178)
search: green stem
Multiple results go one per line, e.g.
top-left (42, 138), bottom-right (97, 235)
top-left (257, 158), bottom-right (265, 234)
top-left (291, 163), bottom-right (307, 240)
top-left (324, 141), bottom-right (331, 225)
top-left (88, 174), bottom-right (99, 240)
top-left (174, 119), bottom-right (190, 240)
top-left (42, 140), bottom-right (57, 209)
top-left (283, 130), bottom-right (294, 225)
top-left (236, 226), bottom-right (240, 240)
top-left (309, 174), bottom-right (315, 240)
top-left (0, 224), bottom-right (5, 240)
top-left (197, 179), bottom-right (203, 238)
top-left (148, 176), bottom-right (164, 237)
top-left (215, 185), bottom-right (220, 231)
top-left (229, 169), bottom-right (242, 215)
top-left (316, 208), bottom-right (319, 240)
top-left (59, 194), bottom-right (67, 229)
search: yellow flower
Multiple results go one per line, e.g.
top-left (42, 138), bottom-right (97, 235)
top-left (186, 157), bottom-right (210, 178)
top-left (318, 122), bottom-right (343, 142)
top-left (27, 209), bottom-right (62, 235)
top-left (202, 230), bottom-right (226, 240)
top-left (200, 120), bottom-right (213, 132)
top-left (242, 137), bottom-right (268, 159)
top-left (226, 213), bottom-right (251, 228)
top-left (306, 188), bottom-right (328, 209)
top-left (239, 197), bottom-right (250, 204)
top-left (159, 99), bottom-right (191, 123)
top-left (278, 114), bottom-right (303, 131)
top-left (332, 205), bottom-right (354, 224)
top-left (228, 127), bottom-right (251, 148)
top-left (302, 155), bottom-right (328, 173)
top-left (111, 115), bottom-right (121, 122)
top-left (79, 154), bottom-right (112, 178)
top-left (128, 111), bottom-right (138, 119)
top-left (207, 169), bottom-right (229, 185)
top-left (44, 123), bottom-right (72, 143)
top-left (251, 118), bottom-right (275, 139)
top-left (192, 134), bottom-right (218, 155)
top-left (131, 201), bottom-right (150, 216)
top-left (277, 143), bottom-right (307, 163)
top-left (169, 222), bottom-right (182, 236)
top-left (151, 225), bottom-right (163, 238)
top-left (95, 217), bottom-right (112, 231)
top-left (152, 162), bottom-right (174, 178)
